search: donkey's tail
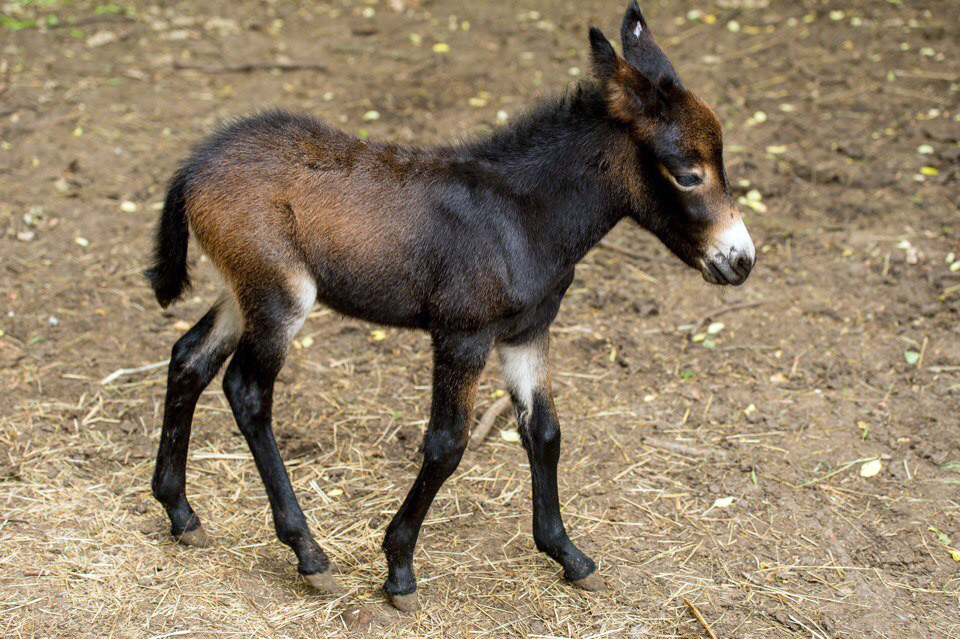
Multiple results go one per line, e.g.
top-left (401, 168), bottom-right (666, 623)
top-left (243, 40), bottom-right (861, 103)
top-left (145, 168), bottom-right (191, 308)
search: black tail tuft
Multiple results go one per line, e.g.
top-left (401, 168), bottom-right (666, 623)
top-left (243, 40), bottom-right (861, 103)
top-left (145, 169), bottom-right (192, 308)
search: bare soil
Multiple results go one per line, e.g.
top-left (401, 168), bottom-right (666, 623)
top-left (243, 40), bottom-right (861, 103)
top-left (1, 1), bottom-right (958, 637)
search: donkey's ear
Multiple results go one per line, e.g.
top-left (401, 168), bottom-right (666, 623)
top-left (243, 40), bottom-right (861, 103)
top-left (621, 0), bottom-right (650, 40)
top-left (589, 21), bottom-right (670, 122)
top-left (619, 1), bottom-right (680, 84)
top-left (588, 27), bottom-right (617, 80)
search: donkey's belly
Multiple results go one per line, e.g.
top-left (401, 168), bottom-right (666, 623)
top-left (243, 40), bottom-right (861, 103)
top-left (310, 256), bottom-right (431, 329)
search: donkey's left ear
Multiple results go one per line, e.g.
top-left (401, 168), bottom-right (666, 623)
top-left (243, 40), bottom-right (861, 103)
top-left (619, 1), bottom-right (680, 85)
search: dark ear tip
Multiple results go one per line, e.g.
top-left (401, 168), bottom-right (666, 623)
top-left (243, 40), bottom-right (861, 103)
top-left (588, 27), bottom-right (617, 76)
top-left (588, 26), bottom-right (613, 50)
top-left (624, 0), bottom-right (647, 28)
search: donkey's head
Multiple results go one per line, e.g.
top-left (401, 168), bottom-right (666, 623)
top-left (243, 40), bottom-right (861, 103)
top-left (591, 2), bottom-right (755, 286)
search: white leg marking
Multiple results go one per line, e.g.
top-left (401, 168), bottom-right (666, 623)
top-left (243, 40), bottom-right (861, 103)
top-left (497, 341), bottom-right (546, 417)
top-left (187, 288), bottom-right (242, 367)
top-left (192, 261), bottom-right (243, 360)
top-left (209, 290), bottom-right (243, 346)
top-left (286, 272), bottom-right (317, 340)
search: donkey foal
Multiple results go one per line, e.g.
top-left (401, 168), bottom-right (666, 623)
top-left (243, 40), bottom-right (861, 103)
top-left (146, 2), bottom-right (755, 612)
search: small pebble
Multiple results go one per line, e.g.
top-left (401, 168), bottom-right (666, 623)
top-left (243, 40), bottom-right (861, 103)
top-left (341, 606), bottom-right (375, 629)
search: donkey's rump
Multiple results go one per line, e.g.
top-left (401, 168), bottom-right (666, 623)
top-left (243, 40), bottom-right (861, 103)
top-left (176, 110), bottom-right (435, 325)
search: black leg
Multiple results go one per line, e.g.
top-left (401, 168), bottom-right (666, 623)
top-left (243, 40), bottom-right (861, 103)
top-left (522, 391), bottom-right (599, 586)
top-left (222, 326), bottom-right (335, 592)
top-left (382, 332), bottom-right (491, 611)
top-left (152, 300), bottom-right (239, 545)
top-left (498, 333), bottom-right (602, 590)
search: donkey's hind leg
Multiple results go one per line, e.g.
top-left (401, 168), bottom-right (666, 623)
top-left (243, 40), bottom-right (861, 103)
top-left (221, 275), bottom-right (336, 592)
top-left (153, 293), bottom-right (242, 546)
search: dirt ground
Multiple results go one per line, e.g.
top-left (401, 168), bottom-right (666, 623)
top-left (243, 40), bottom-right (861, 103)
top-left (1, 0), bottom-right (958, 637)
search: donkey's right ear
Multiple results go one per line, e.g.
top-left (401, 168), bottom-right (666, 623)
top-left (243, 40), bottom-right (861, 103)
top-left (588, 27), bottom-right (618, 79)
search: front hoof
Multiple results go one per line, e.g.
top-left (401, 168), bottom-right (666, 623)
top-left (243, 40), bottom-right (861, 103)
top-left (303, 568), bottom-right (338, 594)
top-left (174, 525), bottom-right (209, 547)
top-left (570, 570), bottom-right (604, 592)
top-left (388, 592), bottom-right (419, 613)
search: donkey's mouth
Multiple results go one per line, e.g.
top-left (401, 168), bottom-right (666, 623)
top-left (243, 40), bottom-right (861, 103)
top-left (699, 248), bottom-right (753, 286)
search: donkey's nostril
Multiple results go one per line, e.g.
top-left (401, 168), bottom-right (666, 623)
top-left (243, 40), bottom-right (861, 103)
top-left (732, 251), bottom-right (754, 278)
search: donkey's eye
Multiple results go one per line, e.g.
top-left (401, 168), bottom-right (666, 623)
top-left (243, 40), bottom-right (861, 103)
top-left (675, 173), bottom-right (703, 188)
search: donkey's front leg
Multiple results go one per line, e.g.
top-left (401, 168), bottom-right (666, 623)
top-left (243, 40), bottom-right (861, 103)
top-left (382, 331), bottom-right (491, 611)
top-left (498, 332), bottom-right (603, 591)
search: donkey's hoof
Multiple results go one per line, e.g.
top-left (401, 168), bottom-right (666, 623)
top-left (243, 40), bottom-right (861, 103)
top-left (174, 525), bottom-right (209, 547)
top-left (304, 568), bottom-right (338, 594)
top-left (388, 592), bottom-right (419, 613)
top-left (570, 570), bottom-right (604, 592)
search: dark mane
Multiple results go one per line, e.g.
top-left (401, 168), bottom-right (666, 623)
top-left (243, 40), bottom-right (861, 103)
top-left (460, 79), bottom-right (612, 164)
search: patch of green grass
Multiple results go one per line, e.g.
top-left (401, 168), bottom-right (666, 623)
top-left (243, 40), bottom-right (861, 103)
top-left (0, 16), bottom-right (38, 30)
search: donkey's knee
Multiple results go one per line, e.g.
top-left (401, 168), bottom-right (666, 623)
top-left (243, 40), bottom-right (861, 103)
top-left (222, 353), bottom-right (271, 427)
top-left (167, 336), bottom-right (210, 390)
top-left (168, 304), bottom-right (239, 392)
top-left (422, 426), bottom-right (468, 479)
top-left (525, 411), bottom-right (560, 451)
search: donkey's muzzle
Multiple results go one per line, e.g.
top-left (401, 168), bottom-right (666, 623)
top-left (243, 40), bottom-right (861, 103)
top-left (702, 248), bottom-right (754, 286)
top-left (710, 250), bottom-right (753, 285)
top-left (703, 251), bottom-right (753, 286)
top-left (700, 217), bottom-right (755, 286)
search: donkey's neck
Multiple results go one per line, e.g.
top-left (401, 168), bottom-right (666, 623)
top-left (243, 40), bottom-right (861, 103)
top-left (457, 81), bottom-right (633, 268)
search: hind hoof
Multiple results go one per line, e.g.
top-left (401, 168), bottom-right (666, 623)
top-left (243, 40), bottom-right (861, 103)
top-left (388, 592), bottom-right (419, 613)
top-left (570, 570), bottom-right (604, 592)
top-left (304, 568), bottom-right (337, 594)
top-left (174, 525), bottom-right (209, 547)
